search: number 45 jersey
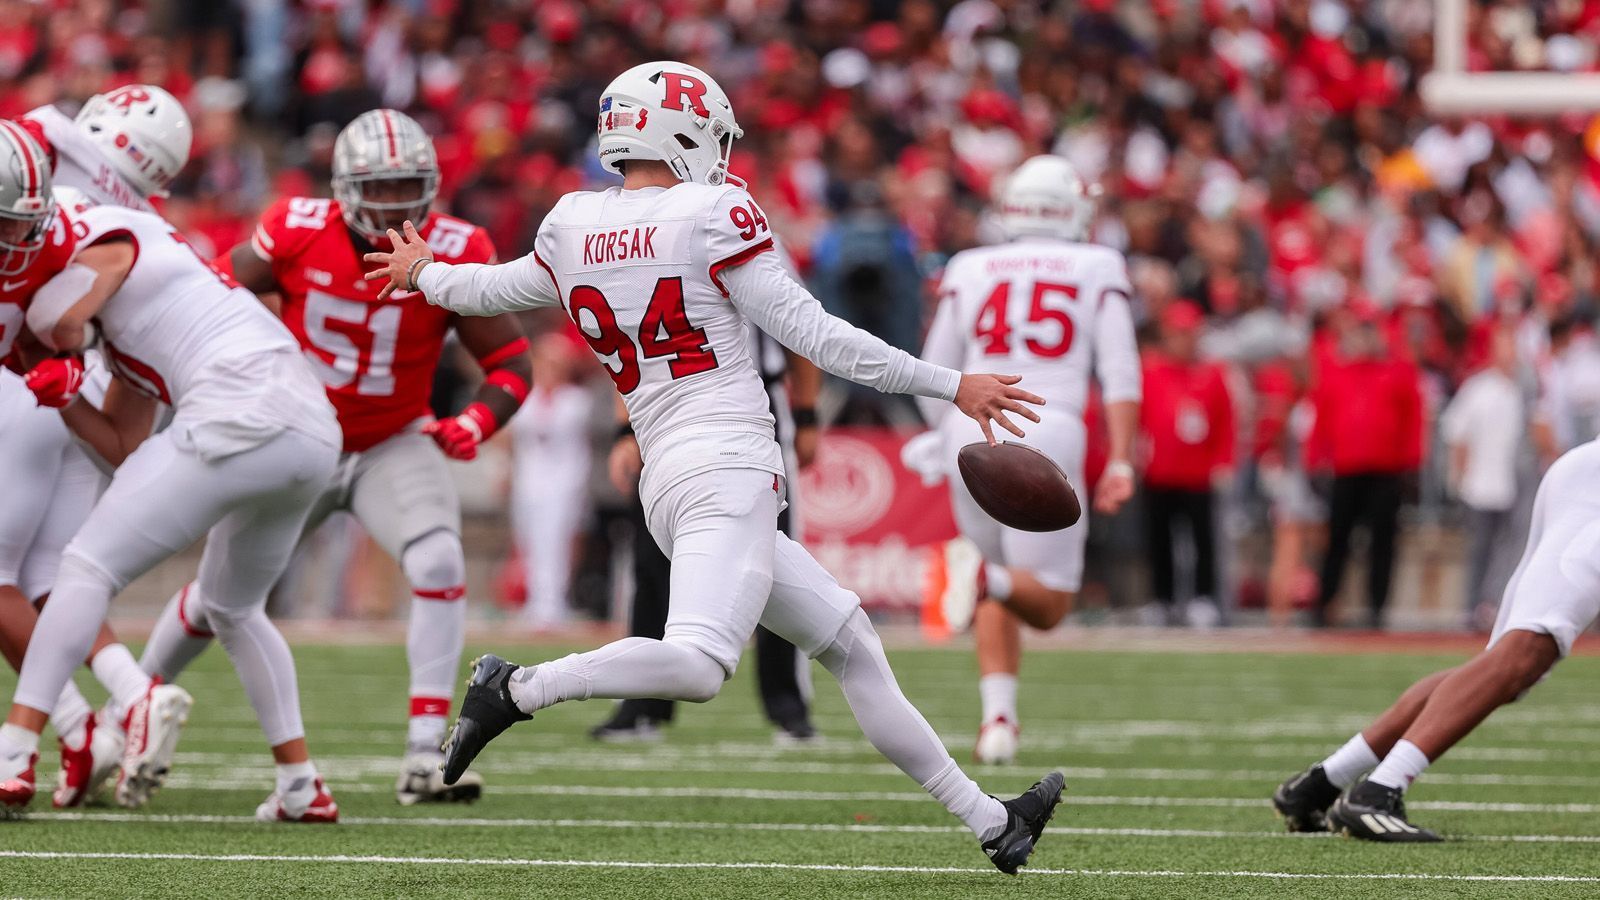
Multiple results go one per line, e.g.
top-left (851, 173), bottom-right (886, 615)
top-left (924, 237), bottom-right (1142, 422)
top-left (250, 197), bottom-right (497, 451)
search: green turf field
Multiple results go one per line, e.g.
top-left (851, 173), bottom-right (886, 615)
top-left (3, 637), bottom-right (1599, 898)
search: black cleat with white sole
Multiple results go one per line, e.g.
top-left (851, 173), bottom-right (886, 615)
top-left (981, 770), bottom-right (1066, 874)
top-left (1326, 779), bottom-right (1442, 843)
top-left (441, 655), bottom-right (531, 785)
top-left (1272, 764), bottom-right (1341, 832)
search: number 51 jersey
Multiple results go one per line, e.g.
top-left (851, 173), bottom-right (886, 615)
top-left (250, 197), bottom-right (497, 451)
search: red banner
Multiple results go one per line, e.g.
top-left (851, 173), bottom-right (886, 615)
top-left (797, 427), bottom-right (957, 611)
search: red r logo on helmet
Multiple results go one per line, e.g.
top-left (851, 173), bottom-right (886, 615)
top-left (106, 87), bottom-right (151, 110)
top-left (661, 73), bottom-right (709, 118)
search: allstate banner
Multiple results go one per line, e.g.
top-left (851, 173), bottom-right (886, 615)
top-left (797, 427), bottom-right (957, 611)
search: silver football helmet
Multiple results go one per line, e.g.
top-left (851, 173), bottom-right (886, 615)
top-left (331, 109), bottom-right (439, 244)
top-left (0, 120), bottom-right (55, 276)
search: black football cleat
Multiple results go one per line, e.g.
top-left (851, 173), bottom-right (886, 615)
top-left (1326, 779), bottom-right (1442, 843)
top-left (981, 770), bottom-right (1066, 874)
top-left (1272, 764), bottom-right (1341, 832)
top-left (441, 655), bottom-right (531, 785)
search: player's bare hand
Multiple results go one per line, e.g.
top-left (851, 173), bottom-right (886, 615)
top-left (794, 424), bottom-right (820, 469)
top-left (954, 373), bottom-right (1043, 446)
top-left (362, 220), bottom-right (433, 302)
top-left (609, 434), bottom-right (643, 495)
top-left (1094, 461), bottom-right (1135, 514)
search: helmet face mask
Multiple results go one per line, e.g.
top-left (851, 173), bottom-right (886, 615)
top-left (596, 62), bottom-right (744, 186)
top-left (75, 84), bottom-right (192, 199)
top-left (0, 206), bottom-right (51, 276)
top-left (0, 122), bottom-right (53, 276)
top-left (331, 109), bottom-right (440, 244)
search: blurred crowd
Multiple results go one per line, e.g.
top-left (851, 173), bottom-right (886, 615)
top-left (17, 0), bottom-right (1600, 630)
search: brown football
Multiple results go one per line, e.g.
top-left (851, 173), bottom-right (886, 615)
top-left (956, 441), bottom-right (1082, 532)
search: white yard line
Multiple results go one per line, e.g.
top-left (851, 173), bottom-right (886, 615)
top-left (164, 750), bottom-right (1600, 788)
top-left (3, 849), bottom-right (1598, 882)
top-left (135, 778), bottom-right (1600, 813)
top-left (27, 811), bottom-right (1600, 844)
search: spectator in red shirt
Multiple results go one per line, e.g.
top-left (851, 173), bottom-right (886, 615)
top-left (1306, 301), bottom-right (1425, 628)
top-left (1139, 301), bottom-right (1235, 627)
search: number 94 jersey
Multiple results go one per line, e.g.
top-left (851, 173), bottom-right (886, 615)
top-left (251, 197), bottom-right (497, 452)
top-left (927, 238), bottom-right (1142, 420)
top-left (535, 183), bottom-right (781, 474)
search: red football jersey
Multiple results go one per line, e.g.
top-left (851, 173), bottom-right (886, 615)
top-left (0, 207), bottom-right (77, 361)
top-left (251, 197), bottom-right (497, 451)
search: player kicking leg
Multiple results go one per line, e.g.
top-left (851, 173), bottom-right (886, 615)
top-left (1273, 439), bottom-right (1600, 841)
top-left (912, 155), bottom-right (1141, 764)
top-left (367, 60), bottom-right (1065, 871)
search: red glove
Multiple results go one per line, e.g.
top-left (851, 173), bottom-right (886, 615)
top-left (24, 356), bottom-right (85, 408)
top-left (423, 403), bottom-right (497, 461)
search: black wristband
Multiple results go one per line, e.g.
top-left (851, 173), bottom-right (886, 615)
top-left (614, 422), bottom-right (636, 442)
top-left (791, 407), bottom-right (819, 429)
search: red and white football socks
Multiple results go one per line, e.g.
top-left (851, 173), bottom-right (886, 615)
top-left (1369, 739), bottom-right (1431, 792)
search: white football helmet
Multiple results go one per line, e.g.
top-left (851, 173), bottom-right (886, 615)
top-left (998, 154), bottom-right (1098, 242)
top-left (75, 84), bottom-right (193, 199)
top-left (331, 109), bottom-right (440, 244)
top-left (596, 61), bottom-right (743, 186)
top-left (0, 120), bottom-right (55, 275)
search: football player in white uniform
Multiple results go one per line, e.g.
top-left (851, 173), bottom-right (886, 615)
top-left (0, 193), bottom-right (343, 821)
top-left (911, 155), bottom-right (1141, 764)
top-left (0, 88), bottom-right (194, 807)
top-left (368, 61), bottom-right (1065, 873)
top-left (1273, 437), bottom-right (1600, 841)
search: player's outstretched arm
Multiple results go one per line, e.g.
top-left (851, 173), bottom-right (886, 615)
top-left (363, 221), bottom-right (558, 315)
top-left (720, 249), bottom-right (1041, 444)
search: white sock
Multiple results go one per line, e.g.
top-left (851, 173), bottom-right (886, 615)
top-left (91, 644), bottom-right (152, 719)
top-left (0, 722), bottom-right (41, 757)
top-left (407, 703), bottom-right (448, 756)
top-left (923, 759), bottom-right (1010, 841)
top-left (1369, 739), bottom-right (1431, 792)
top-left (1320, 733), bottom-right (1380, 788)
top-left (275, 760), bottom-right (318, 797)
top-left (507, 637), bottom-right (727, 715)
top-left (978, 673), bottom-right (1019, 725)
top-left (984, 564), bottom-right (1013, 602)
top-left (406, 593), bottom-right (465, 714)
top-left (51, 683), bottom-right (93, 749)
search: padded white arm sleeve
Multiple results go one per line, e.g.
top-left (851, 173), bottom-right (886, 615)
top-left (26, 263), bottom-right (98, 351)
top-left (417, 252), bottom-right (559, 316)
top-left (721, 249), bottom-right (960, 402)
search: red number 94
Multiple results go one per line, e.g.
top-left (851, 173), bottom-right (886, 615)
top-left (728, 202), bottom-right (769, 241)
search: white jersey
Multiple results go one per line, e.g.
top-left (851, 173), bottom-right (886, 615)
top-left (419, 182), bottom-right (958, 502)
top-left (921, 237), bottom-right (1141, 425)
top-left (23, 106), bottom-right (155, 213)
top-left (65, 204), bottom-right (338, 456)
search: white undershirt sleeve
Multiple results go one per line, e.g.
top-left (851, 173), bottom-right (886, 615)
top-left (1093, 285), bottom-right (1142, 405)
top-left (417, 251), bottom-right (560, 316)
top-left (721, 248), bottom-right (960, 402)
top-left (916, 285), bottom-right (965, 426)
